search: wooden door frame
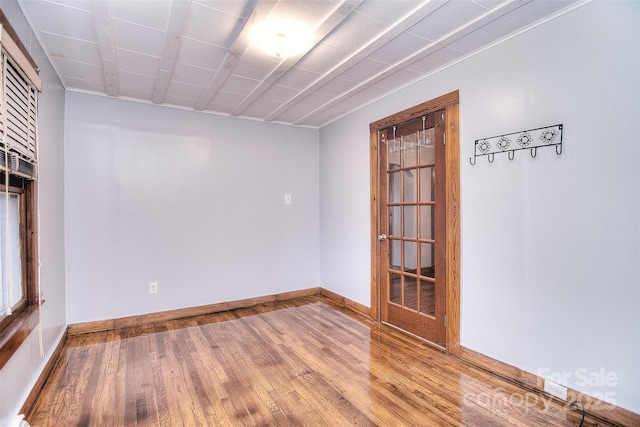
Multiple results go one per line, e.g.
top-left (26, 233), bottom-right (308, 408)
top-left (369, 90), bottom-right (461, 355)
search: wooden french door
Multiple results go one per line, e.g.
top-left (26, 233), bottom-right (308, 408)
top-left (378, 111), bottom-right (446, 346)
top-left (370, 91), bottom-right (460, 350)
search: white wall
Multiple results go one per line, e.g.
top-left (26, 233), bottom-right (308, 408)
top-left (0, 0), bottom-right (67, 425)
top-left (319, 1), bottom-right (639, 414)
top-left (65, 92), bottom-right (320, 323)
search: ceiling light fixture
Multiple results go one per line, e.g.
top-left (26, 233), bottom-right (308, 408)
top-left (253, 22), bottom-right (310, 59)
top-left (269, 32), bottom-right (288, 58)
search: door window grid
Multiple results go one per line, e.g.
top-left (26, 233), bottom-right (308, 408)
top-left (386, 119), bottom-right (437, 317)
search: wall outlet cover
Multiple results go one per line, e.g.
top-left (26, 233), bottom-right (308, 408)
top-left (543, 379), bottom-right (568, 400)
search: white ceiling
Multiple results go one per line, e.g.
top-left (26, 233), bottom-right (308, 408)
top-left (17, 0), bottom-right (579, 128)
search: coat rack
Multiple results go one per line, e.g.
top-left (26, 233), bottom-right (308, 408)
top-left (470, 124), bottom-right (563, 165)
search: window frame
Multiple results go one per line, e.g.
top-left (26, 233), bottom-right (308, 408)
top-left (0, 9), bottom-right (41, 371)
top-left (0, 178), bottom-right (38, 369)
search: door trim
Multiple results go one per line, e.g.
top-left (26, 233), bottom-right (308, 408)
top-left (369, 90), bottom-right (460, 355)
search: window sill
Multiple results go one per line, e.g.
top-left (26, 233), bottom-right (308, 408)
top-left (0, 303), bottom-right (41, 370)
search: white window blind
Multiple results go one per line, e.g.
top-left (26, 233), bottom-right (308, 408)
top-left (0, 23), bottom-right (41, 180)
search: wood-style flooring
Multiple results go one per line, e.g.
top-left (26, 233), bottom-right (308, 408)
top-left (27, 296), bottom-right (612, 426)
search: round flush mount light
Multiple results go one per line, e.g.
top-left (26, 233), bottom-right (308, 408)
top-left (253, 22), bottom-right (310, 59)
top-left (265, 32), bottom-right (289, 58)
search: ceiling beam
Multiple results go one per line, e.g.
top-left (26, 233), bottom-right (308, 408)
top-left (152, 0), bottom-right (192, 104)
top-left (263, 0), bottom-right (449, 122)
top-left (194, 0), bottom-right (274, 111)
top-left (92, 0), bottom-right (118, 97)
top-left (292, 0), bottom-right (532, 126)
top-left (230, 0), bottom-right (365, 117)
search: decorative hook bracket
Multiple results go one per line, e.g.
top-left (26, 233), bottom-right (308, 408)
top-left (470, 124), bottom-right (563, 165)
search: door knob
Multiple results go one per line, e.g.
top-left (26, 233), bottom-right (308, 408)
top-left (378, 234), bottom-right (387, 241)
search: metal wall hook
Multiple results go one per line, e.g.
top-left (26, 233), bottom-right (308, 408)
top-left (470, 124), bottom-right (563, 166)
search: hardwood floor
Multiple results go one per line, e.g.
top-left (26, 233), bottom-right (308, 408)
top-left (28, 296), bottom-right (612, 426)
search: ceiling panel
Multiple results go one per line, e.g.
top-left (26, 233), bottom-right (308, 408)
top-left (320, 11), bottom-right (388, 53)
top-left (356, 0), bottom-right (429, 25)
top-left (222, 75), bottom-right (261, 96)
top-left (338, 58), bottom-right (389, 82)
top-left (39, 32), bottom-right (101, 65)
top-left (241, 97), bottom-right (284, 118)
top-left (294, 91), bottom-right (334, 108)
top-left (232, 53), bottom-right (279, 81)
top-left (504, 1), bottom-right (576, 26)
top-left (183, 2), bottom-right (245, 47)
top-left (294, 43), bottom-right (351, 74)
top-left (260, 84), bottom-right (299, 102)
top-left (108, 0), bottom-right (171, 30)
top-left (174, 37), bottom-right (228, 70)
top-left (119, 85), bottom-right (154, 100)
top-left (112, 19), bottom-right (166, 57)
top-left (26, 1), bottom-right (97, 42)
top-left (54, 58), bottom-right (105, 83)
top-left (208, 90), bottom-right (246, 112)
top-left (303, 111), bottom-right (339, 127)
top-left (408, 1), bottom-right (490, 41)
top-left (272, 104), bottom-right (319, 124)
top-left (46, 0), bottom-right (94, 11)
top-left (268, 0), bottom-right (341, 28)
top-left (315, 77), bottom-right (359, 98)
top-left (447, 16), bottom-right (521, 53)
top-left (171, 62), bottom-right (217, 85)
top-left (18, 0), bottom-right (582, 128)
top-left (118, 71), bottom-right (155, 93)
top-left (194, 0), bottom-right (254, 19)
top-left (165, 81), bottom-right (207, 102)
top-left (63, 76), bottom-right (107, 93)
top-left (373, 68), bottom-right (423, 90)
top-left (473, 0), bottom-right (508, 9)
top-left (275, 67), bottom-right (321, 90)
top-left (368, 31), bottom-right (432, 65)
top-left (116, 50), bottom-right (160, 77)
top-left (340, 83), bottom-right (389, 105)
top-left (406, 46), bottom-right (464, 74)
top-left (163, 94), bottom-right (198, 108)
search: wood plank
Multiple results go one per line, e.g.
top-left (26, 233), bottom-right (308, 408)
top-left (25, 295), bottom-right (629, 427)
top-left (67, 287), bottom-right (321, 335)
top-left (0, 304), bottom-right (40, 370)
top-left (370, 90), bottom-right (459, 132)
top-left (318, 287), bottom-right (370, 318)
top-left (461, 346), bottom-right (640, 427)
top-left (0, 10), bottom-right (38, 71)
top-left (444, 101), bottom-right (461, 356)
top-left (369, 129), bottom-right (381, 321)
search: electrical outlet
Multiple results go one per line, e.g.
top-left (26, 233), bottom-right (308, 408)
top-left (149, 282), bottom-right (158, 295)
top-left (544, 379), bottom-right (567, 400)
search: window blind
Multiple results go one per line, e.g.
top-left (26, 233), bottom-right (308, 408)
top-left (0, 23), bottom-right (41, 180)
